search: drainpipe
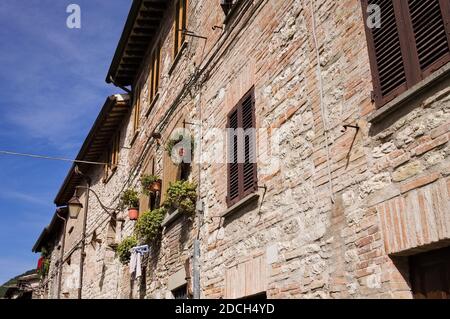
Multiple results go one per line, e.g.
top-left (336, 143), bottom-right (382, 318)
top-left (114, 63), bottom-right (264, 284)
top-left (193, 239), bottom-right (201, 299)
top-left (55, 209), bottom-right (67, 299)
top-left (77, 180), bottom-right (90, 299)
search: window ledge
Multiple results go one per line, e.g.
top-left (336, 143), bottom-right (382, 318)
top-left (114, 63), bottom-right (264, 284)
top-left (161, 209), bottom-right (182, 228)
top-left (369, 62), bottom-right (450, 123)
top-left (222, 193), bottom-right (260, 219)
top-left (130, 130), bottom-right (140, 146)
top-left (169, 41), bottom-right (188, 76)
top-left (146, 93), bottom-right (160, 118)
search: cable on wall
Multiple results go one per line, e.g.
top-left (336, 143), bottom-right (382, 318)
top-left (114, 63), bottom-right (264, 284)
top-left (309, 0), bottom-right (335, 204)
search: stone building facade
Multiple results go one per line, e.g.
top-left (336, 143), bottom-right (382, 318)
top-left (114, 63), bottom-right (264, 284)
top-left (33, 0), bottom-right (450, 299)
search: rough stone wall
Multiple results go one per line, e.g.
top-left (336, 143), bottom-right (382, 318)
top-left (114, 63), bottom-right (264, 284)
top-left (44, 236), bottom-right (62, 299)
top-left (57, 0), bottom-right (450, 299)
top-left (190, 0), bottom-right (450, 299)
top-left (80, 115), bottom-right (135, 299)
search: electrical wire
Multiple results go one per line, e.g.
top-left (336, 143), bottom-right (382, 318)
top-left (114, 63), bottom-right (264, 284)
top-left (0, 150), bottom-right (113, 166)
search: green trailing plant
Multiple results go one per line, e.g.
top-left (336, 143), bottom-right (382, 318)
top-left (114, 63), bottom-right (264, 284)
top-left (135, 208), bottom-right (166, 243)
top-left (120, 189), bottom-right (139, 209)
top-left (164, 180), bottom-right (197, 215)
top-left (140, 174), bottom-right (161, 195)
top-left (116, 236), bottom-right (138, 264)
top-left (37, 259), bottom-right (50, 279)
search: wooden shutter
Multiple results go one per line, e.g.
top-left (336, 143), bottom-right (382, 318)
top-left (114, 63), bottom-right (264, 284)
top-left (149, 45), bottom-right (161, 104)
top-left (133, 86), bottom-right (141, 133)
top-left (174, 0), bottom-right (187, 56)
top-left (362, 0), bottom-right (450, 107)
top-left (113, 131), bottom-right (120, 167)
top-left (362, 0), bottom-right (408, 106)
top-left (242, 93), bottom-right (257, 197)
top-left (161, 118), bottom-right (184, 203)
top-left (140, 157), bottom-right (155, 213)
top-left (227, 89), bottom-right (257, 207)
top-left (407, 0), bottom-right (450, 77)
top-left (153, 45), bottom-right (161, 99)
top-left (227, 109), bottom-right (240, 205)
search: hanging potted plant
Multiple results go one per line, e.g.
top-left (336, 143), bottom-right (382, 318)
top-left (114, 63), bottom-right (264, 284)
top-left (135, 207), bottom-right (166, 243)
top-left (120, 189), bottom-right (140, 220)
top-left (163, 180), bottom-right (197, 215)
top-left (140, 174), bottom-right (162, 195)
top-left (37, 248), bottom-right (50, 279)
top-left (116, 236), bottom-right (138, 265)
top-left (165, 132), bottom-right (195, 165)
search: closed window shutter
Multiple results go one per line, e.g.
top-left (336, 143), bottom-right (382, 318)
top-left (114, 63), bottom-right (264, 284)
top-left (140, 158), bottom-right (154, 213)
top-left (362, 0), bottom-right (408, 106)
top-left (242, 94), bottom-right (257, 196)
top-left (227, 89), bottom-right (257, 207)
top-left (362, 0), bottom-right (450, 107)
top-left (227, 109), bottom-right (239, 205)
top-left (407, 0), bottom-right (450, 77)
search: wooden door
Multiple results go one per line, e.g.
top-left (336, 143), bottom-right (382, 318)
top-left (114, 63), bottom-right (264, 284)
top-left (410, 246), bottom-right (450, 299)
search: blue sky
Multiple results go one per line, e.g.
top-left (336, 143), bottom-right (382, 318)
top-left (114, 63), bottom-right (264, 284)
top-left (0, 0), bottom-right (131, 284)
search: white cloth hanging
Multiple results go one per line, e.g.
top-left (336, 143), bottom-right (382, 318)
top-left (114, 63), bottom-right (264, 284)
top-left (129, 250), bottom-right (142, 279)
top-left (129, 245), bottom-right (149, 279)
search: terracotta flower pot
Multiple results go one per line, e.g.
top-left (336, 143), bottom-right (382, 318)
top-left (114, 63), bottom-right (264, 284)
top-left (128, 208), bottom-right (139, 220)
top-left (149, 179), bottom-right (162, 193)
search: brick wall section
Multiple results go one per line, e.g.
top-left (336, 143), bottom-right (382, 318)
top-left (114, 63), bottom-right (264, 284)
top-left (50, 0), bottom-right (450, 299)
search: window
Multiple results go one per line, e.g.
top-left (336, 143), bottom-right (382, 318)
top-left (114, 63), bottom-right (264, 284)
top-left (148, 44), bottom-right (161, 107)
top-left (174, 0), bottom-right (187, 57)
top-left (104, 131), bottom-right (120, 182)
top-left (227, 88), bottom-right (257, 207)
top-left (133, 85), bottom-right (141, 135)
top-left (362, 0), bottom-right (450, 107)
top-left (140, 158), bottom-right (158, 213)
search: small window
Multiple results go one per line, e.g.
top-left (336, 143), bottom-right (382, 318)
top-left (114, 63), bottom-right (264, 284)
top-left (361, 0), bottom-right (450, 107)
top-left (174, 0), bottom-right (187, 57)
top-left (227, 88), bottom-right (257, 207)
top-left (148, 44), bottom-right (161, 107)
